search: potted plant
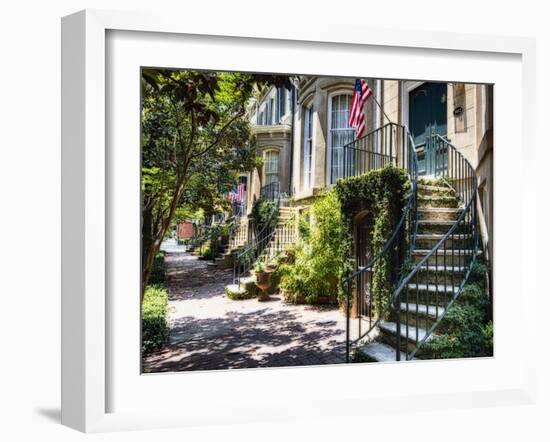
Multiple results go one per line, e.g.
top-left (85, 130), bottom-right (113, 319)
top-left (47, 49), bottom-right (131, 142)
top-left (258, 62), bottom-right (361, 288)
top-left (253, 260), bottom-right (271, 301)
top-left (265, 258), bottom-right (278, 272)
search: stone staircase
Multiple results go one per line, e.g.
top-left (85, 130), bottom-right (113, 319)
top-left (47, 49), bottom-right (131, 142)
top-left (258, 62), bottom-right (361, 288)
top-left (264, 207), bottom-right (297, 259)
top-left (357, 178), bottom-right (472, 361)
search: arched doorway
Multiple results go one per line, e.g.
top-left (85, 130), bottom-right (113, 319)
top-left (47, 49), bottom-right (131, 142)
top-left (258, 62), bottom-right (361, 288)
top-left (354, 212), bottom-right (374, 331)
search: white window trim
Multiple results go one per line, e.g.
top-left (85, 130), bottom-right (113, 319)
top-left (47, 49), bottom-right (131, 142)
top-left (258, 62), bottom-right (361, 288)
top-left (302, 105), bottom-right (314, 190)
top-left (326, 89), bottom-right (353, 187)
top-left (263, 148), bottom-right (280, 185)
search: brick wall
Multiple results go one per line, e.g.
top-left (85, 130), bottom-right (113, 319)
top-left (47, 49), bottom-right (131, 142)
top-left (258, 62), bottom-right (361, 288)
top-left (177, 222), bottom-right (194, 239)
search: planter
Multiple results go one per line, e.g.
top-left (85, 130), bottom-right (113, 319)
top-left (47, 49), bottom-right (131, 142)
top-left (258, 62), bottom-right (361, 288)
top-left (255, 270), bottom-right (273, 301)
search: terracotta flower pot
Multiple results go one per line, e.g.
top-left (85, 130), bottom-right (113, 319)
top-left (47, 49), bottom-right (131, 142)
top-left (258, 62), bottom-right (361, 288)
top-left (255, 271), bottom-right (272, 301)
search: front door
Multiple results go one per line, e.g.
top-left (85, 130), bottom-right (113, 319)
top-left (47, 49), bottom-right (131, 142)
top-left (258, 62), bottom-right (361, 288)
top-left (409, 82), bottom-right (448, 176)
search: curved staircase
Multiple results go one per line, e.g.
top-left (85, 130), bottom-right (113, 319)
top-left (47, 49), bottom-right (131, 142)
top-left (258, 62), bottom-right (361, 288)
top-left (345, 129), bottom-right (479, 362)
top-left (229, 189), bottom-right (297, 288)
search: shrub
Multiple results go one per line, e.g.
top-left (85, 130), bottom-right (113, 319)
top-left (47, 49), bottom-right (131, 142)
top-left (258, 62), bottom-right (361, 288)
top-left (424, 261), bottom-right (493, 359)
top-left (148, 252), bottom-right (166, 286)
top-left (279, 190), bottom-right (345, 304)
top-left (251, 199), bottom-right (278, 233)
top-left (278, 166), bottom-right (410, 307)
top-left (225, 277), bottom-right (258, 300)
top-left (335, 165), bottom-right (410, 312)
top-left (142, 285), bottom-right (168, 353)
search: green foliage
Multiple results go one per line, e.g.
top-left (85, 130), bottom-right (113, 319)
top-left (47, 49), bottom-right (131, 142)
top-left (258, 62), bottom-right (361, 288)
top-left (174, 205), bottom-right (203, 224)
top-left (225, 277), bottom-right (258, 300)
top-left (253, 260), bottom-right (266, 273)
top-left (424, 261), bottom-right (493, 359)
top-left (142, 285), bottom-right (168, 353)
top-left (277, 166), bottom-right (410, 307)
top-left (279, 190), bottom-right (345, 304)
top-left (335, 166), bottom-right (410, 313)
top-left (236, 245), bottom-right (256, 269)
top-left (251, 199), bottom-right (278, 233)
top-left (148, 252), bottom-right (166, 286)
top-left (141, 69), bottom-right (275, 289)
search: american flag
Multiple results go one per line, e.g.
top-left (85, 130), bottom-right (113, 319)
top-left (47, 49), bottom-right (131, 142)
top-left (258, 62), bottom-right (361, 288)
top-left (228, 183), bottom-right (245, 203)
top-left (349, 79), bottom-right (373, 138)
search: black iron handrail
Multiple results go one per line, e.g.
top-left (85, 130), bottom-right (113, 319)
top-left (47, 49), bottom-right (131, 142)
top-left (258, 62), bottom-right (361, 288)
top-left (232, 192), bottom-right (281, 286)
top-left (392, 135), bottom-right (478, 360)
top-left (341, 123), bottom-right (399, 179)
top-left (344, 123), bottom-right (419, 362)
top-left (260, 181), bottom-right (280, 201)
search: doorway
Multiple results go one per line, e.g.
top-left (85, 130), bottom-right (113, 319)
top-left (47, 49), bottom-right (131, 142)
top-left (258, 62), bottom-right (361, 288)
top-left (408, 82), bottom-right (448, 176)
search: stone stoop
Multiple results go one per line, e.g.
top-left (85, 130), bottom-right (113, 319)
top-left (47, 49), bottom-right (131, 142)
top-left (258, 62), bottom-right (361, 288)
top-left (355, 178), bottom-right (469, 362)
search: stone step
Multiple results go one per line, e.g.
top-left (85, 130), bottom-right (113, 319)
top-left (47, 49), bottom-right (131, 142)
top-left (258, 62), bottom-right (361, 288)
top-left (417, 184), bottom-right (455, 197)
top-left (278, 208), bottom-right (297, 217)
top-left (400, 302), bottom-right (446, 319)
top-left (418, 195), bottom-right (459, 209)
top-left (421, 264), bottom-right (465, 272)
top-left (356, 341), bottom-right (412, 362)
top-left (417, 219), bottom-right (470, 234)
top-left (417, 177), bottom-right (451, 187)
top-left (410, 265), bottom-right (465, 292)
top-left (415, 233), bottom-right (473, 249)
top-left (405, 283), bottom-right (459, 295)
top-left (412, 248), bottom-right (476, 266)
top-left (418, 207), bottom-right (462, 221)
top-left (379, 321), bottom-right (431, 346)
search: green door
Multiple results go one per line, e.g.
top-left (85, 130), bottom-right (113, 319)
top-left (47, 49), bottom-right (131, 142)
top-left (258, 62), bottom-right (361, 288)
top-left (409, 83), bottom-right (448, 176)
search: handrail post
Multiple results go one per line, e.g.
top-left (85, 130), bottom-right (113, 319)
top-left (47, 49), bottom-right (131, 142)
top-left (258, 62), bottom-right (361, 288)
top-left (395, 293), bottom-right (401, 361)
top-left (346, 279), bottom-right (351, 363)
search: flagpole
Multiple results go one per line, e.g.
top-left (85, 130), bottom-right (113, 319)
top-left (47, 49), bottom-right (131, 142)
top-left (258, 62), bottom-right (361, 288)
top-left (368, 85), bottom-right (393, 126)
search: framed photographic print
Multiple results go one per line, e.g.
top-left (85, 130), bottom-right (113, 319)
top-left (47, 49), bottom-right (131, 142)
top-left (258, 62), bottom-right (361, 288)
top-left (61, 9), bottom-right (537, 432)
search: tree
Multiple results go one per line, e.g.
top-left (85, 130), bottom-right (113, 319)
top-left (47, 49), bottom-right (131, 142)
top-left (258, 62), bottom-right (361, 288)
top-left (141, 69), bottom-right (290, 298)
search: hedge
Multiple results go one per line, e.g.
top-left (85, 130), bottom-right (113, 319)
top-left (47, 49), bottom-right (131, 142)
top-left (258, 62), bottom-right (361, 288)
top-left (142, 285), bottom-right (169, 353)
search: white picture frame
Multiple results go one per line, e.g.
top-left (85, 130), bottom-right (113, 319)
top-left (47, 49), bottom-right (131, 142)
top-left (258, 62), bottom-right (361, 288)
top-left (61, 9), bottom-right (537, 433)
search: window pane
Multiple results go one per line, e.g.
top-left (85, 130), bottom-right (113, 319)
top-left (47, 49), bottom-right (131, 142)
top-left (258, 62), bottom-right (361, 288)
top-left (330, 95), bottom-right (354, 183)
top-left (265, 151), bottom-right (279, 174)
top-left (303, 107), bottom-right (313, 188)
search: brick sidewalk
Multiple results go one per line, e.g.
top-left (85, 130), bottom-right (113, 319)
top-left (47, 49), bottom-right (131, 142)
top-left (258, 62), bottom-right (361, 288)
top-left (142, 252), bottom-right (348, 373)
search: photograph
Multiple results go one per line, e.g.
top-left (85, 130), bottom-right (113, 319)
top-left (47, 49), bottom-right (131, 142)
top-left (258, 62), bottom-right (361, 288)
top-left (140, 69), bottom-right (493, 373)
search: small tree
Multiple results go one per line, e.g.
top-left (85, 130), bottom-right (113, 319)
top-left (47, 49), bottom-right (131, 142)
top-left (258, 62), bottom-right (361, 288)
top-left (141, 69), bottom-right (290, 299)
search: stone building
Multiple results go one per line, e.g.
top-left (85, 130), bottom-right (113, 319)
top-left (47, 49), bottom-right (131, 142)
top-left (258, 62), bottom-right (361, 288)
top-left (240, 76), bottom-right (493, 263)
top-left (289, 77), bottom-right (493, 262)
top-left (241, 85), bottom-right (294, 213)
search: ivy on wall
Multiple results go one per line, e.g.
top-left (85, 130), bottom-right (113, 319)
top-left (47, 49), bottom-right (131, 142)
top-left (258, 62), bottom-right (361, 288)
top-left (335, 165), bottom-right (410, 313)
top-left (251, 198), bottom-right (279, 234)
top-left (279, 165), bottom-right (410, 308)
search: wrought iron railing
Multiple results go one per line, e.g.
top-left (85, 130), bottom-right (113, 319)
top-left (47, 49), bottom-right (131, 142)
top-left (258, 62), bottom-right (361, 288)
top-left (391, 135), bottom-right (478, 360)
top-left (229, 217), bottom-right (249, 250)
top-left (189, 224), bottom-right (210, 254)
top-left (344, 123), bottom-right (419, 361)
top-left (232, 193), bottom-right (281, 286)
top-left (260, 181), bottom-right (280, 201)
top-left (341, 123), bottom-right (400, 179)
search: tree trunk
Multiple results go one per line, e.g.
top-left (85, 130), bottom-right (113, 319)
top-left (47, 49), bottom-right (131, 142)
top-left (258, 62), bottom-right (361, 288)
top-left (141, 206), bottom-right (156, 301)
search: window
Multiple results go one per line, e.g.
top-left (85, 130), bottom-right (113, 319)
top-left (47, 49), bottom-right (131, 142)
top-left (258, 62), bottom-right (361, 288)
top-left (329, 94), bottom-right (354, 183)
top-left (257, 104), bottom-right (265, 126)
top-left (277, 88), bottom-right (287, 121)
top-left (266, 97), bottom-right (274, 125)
top-left (303, 106), bottom-right (313, 189)
top-left (264, 150), bottom-right (279, 185)
top-left (238, 175), bottom-right (248, 215)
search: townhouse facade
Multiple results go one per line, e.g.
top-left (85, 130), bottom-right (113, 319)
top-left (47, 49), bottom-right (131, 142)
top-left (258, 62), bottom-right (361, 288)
top-left (238, 77), bottom-right (493, 263)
